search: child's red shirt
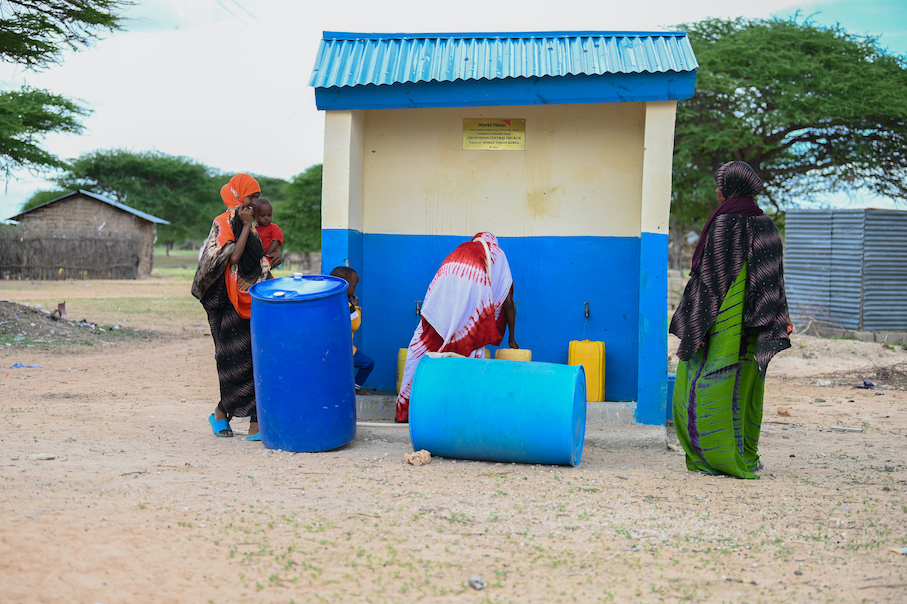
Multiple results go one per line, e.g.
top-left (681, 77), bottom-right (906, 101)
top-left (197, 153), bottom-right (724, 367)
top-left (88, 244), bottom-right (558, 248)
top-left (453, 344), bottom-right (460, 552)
top-left (255, 223), bottom-right (284, 255)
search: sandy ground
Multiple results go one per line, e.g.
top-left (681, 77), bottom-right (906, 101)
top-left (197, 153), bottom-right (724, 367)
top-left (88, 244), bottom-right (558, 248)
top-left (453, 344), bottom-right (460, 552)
top-left (2, 283), bottom-right (907, 603)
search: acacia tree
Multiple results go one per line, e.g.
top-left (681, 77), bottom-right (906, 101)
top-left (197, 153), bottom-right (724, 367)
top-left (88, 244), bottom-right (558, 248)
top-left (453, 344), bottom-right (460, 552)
top-left (54, 149), bottom-right (219, 253)
top-left (20, 187), bottom-right (69, 211)
top-left (0, 0), bottom-right (125, 67)
top-left (0, 87), bottom-right (88, 177)
top-left (0, 1), bottom-right (127, 177)
top-left (251, 174), bottom-right (290, 208)
top-left (672, 17), bottom-right (907, 240)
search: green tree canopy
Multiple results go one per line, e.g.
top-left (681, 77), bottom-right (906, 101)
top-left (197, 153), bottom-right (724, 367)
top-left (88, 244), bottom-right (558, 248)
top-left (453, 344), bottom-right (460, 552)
top-left (0, 0), bottom-right (126, 68)
top-left (54, 149), bottom-right (220, 250)
top-left (279, 164), bottom-right (323, 253)
top-left (0, 1), bottom-right (127, 178)
top-left (0, 87), bottom-right (88, 178)
top-left (52, 150), bottom-right (301, 252)
top-left (20, 188), bottom-right (69, 212)
top-left (250, 174), bottom-right (291, 208)
top-left (672, 17), bottom-right (907, 233)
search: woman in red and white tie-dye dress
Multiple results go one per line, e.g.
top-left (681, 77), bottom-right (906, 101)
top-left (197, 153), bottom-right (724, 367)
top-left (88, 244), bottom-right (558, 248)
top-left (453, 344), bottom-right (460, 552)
top-left (395, 232), bottom-right (518, 422)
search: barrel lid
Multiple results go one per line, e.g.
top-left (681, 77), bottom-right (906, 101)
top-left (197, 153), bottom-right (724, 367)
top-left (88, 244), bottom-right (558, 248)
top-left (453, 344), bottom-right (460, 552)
top-left (250, 275), bottom-right (348, 302)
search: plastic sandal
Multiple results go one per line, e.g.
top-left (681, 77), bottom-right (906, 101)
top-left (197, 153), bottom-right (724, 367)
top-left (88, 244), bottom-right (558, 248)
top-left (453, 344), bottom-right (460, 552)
top-left (246, 433), bottom-right (261, 442)
top-left (208, 413), bottom-right (233, 437)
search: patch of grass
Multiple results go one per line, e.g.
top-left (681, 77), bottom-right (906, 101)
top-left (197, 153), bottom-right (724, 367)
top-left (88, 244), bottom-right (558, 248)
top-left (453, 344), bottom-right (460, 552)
top-left (72, 296), bottom-right (200, 321)
top-left (153, 247), bottom-right (200, 270)
top-left (153, 267), bottom-right (197, 279)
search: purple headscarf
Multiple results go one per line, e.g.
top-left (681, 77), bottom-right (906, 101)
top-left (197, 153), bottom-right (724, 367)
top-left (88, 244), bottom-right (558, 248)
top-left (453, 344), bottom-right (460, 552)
top-left (690, 162), bottom-right (765, 272)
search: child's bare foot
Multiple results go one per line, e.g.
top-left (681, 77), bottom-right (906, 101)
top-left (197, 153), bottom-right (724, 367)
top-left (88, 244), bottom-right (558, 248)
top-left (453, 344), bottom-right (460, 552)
top-left (357, 389), bottom-right (371, 396)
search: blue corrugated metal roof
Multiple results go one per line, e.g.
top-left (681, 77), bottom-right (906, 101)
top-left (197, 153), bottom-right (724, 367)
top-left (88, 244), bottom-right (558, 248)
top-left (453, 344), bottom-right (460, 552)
top-left (9, 190), bottom-right (170, 224)
top-left (310, 31), bottom-right (697, 89)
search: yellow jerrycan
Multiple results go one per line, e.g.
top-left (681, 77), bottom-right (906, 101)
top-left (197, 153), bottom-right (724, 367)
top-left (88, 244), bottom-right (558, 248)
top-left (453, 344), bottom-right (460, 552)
top-left (396, 348), bottom-right (408, 393)
top-left (568, 340), bottom-right (605, 402)
top-left (494, 348), bottom-right (532, 361)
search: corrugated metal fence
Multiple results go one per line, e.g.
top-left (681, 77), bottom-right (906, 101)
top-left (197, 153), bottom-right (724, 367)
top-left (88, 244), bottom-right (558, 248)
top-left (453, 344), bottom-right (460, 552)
top-left (785, 209), bottom-right (907, 331)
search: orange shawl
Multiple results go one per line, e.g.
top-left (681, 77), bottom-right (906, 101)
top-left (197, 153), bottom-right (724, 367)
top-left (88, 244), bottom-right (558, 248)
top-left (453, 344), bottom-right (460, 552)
top-left (191, 174), bottom-right (266, 318)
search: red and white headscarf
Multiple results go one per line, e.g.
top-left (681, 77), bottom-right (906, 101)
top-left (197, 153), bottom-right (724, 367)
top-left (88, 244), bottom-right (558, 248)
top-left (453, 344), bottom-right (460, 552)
top-left (420, 232), bottom-right (513, 351)
top-left (395, 232), bottom-right (514, 421)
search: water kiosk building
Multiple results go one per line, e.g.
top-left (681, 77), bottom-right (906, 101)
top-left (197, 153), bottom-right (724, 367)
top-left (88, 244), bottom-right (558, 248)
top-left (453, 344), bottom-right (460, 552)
top-left (309, 32), bottom-right (698, 425)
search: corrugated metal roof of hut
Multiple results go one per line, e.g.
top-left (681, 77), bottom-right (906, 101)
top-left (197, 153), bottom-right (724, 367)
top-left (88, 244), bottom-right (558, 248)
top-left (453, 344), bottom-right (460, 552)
top-left (8, 190), bottom-right (170, 225)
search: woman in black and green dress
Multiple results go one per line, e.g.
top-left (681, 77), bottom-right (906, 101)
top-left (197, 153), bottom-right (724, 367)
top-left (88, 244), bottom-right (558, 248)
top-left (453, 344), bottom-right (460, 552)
top-left (670, 161), bottom-right (791, 479)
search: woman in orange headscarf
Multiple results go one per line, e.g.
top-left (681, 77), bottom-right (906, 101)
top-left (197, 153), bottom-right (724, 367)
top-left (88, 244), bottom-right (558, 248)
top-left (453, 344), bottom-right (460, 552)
top-left (192, 174), bottom-right (280, 440)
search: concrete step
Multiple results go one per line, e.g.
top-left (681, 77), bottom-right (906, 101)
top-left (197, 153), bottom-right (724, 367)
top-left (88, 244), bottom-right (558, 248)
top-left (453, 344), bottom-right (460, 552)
top-left (356, 393), bottom-right (397, 421)
top-left (354, 421), bottom-right (666, 453)
top-left (354, 394), bottom-right (664, 452)
top-left (357, 393), bottom-right (638, 426)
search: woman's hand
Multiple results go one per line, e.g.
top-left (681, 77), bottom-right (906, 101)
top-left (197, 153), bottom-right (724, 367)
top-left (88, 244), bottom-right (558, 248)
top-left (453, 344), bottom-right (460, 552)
top-left (229, 206), bottom-right (255, 265)
top-left (503, 291), bottom-right (517, 349)
top-left (268, 248), bottom-right (283, 267)
top-left (238, 205), bottom-right (254, 226)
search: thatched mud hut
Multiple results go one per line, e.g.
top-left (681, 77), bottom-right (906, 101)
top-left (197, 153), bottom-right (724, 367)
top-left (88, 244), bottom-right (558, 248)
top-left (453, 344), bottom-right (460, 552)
top-left (1, 190), bottom-right (169, 279)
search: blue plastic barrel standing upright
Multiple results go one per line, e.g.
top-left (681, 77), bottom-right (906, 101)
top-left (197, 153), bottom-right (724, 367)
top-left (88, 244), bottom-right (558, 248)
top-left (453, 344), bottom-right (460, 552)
top-left (409, 357), bottom-right (586, 466)
top-left (249, 275), bottom-right (355, 452)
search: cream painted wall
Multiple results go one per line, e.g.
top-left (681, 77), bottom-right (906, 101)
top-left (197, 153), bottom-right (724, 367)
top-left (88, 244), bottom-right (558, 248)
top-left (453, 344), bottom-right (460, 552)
top-left (322, 110), bottom-right (365, 231)
top-left (640, 101), bottom-right (677, 235)
top-left (360, 103), bottom-right (647, 238)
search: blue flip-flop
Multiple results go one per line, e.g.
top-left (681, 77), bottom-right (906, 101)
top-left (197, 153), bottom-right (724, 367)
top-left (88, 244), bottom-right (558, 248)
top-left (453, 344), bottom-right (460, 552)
top-left (208, 414), bottom-right (233, 437)
top-left (246, 433), bottom-right (261, 442)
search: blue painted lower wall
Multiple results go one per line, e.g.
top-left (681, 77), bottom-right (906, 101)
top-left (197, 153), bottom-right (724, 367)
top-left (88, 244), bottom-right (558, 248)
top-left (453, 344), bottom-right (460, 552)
top-left (322, 229), bottom-right (363, 275)
top-left (322, 231), bottom-right (664, 408)
top-left (636, 232), bottom-right (668, 425)
top-left (322, 229), bottom-right (364, 350)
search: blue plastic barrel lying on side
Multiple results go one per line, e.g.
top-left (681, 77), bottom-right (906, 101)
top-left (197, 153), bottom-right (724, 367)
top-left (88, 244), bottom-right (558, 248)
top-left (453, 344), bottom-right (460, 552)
top-left (409, 357), bottom-right (587, 466)
top-left (250, 275), bottom-right (355, 452)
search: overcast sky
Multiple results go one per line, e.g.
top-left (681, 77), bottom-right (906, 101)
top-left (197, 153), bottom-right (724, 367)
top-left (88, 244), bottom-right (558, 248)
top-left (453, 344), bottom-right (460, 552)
top-left (0, 0), bottom-right (904, 219)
